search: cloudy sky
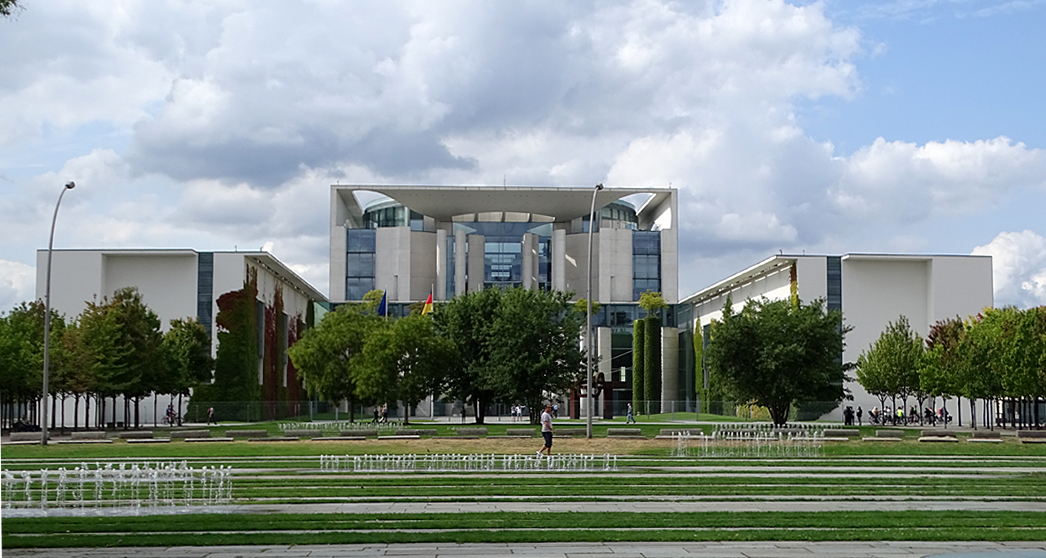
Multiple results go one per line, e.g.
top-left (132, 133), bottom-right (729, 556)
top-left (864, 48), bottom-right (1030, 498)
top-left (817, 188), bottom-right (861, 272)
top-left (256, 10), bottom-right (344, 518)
top-left (2, 0), bottom-right (1045, 312)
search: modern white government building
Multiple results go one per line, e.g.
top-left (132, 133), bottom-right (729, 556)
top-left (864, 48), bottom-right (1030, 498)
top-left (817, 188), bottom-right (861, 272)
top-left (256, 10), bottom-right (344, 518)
top-left (331, 185), bottom-right (994, 420)
top-left (331, 184), bottom-right (680, 418)
top-left (30, 184), bottom-right (995, 425)
top-left (34, 249), bottom-right (327, 426)
top-left (681, 253), bottom-right (994, 418)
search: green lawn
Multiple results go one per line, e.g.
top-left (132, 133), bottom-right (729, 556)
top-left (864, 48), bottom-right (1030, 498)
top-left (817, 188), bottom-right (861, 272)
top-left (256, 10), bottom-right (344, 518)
top-left (4, 423), bottom-right (1044, 549)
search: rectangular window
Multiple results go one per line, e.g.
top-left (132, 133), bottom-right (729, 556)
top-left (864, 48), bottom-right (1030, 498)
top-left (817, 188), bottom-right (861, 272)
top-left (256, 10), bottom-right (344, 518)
top-left (196, 252), bottom-right (214, 339)
top-left (632, 231), bottom-right (661, 300)
top-left (346, 229), bottom-right (377, 301)
top-left (347, 229), bottom-right (376, 252)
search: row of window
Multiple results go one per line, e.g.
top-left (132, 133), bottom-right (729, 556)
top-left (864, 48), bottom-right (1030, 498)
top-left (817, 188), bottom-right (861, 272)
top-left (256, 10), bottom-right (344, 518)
top-left (347, 229), bottom-right (659, 301)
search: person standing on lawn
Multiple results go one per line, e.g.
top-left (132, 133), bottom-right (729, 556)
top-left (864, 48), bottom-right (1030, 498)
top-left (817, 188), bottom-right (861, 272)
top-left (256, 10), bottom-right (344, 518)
top-left (537, 404), bottom-right (554, 457)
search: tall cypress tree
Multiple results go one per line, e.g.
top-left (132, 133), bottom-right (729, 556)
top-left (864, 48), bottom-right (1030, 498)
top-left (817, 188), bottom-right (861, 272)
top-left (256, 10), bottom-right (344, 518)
top-left (644, 315), bottom-right (661, 415)
top-left (632, 319), bottom-right (645, 414)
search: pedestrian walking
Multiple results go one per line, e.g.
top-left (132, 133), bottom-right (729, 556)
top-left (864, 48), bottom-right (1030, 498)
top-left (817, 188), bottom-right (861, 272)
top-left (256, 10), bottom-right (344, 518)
top-left (207, 406), bottom-right (215, 425)
top-left (537, 404), bottom-right (554, 457)
top-left (626, 402), bottom-right (635, 424)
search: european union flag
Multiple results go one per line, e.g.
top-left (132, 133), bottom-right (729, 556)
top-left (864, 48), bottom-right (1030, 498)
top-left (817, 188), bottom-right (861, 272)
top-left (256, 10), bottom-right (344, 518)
top-left (377, 291), bottom-right (387, 317)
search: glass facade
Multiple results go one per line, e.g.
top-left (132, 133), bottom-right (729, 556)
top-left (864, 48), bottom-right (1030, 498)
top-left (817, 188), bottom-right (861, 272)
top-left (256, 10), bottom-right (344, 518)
top-left (363, 203), bottom-right (425, 231)
top-left (454, 222), bottom-right (553, 291)
top-left (632, 230), bottom-right (661, 301)
top-left (346, 229), bottom-right (376, 300)
top-left (196, 252), bottom-right (213, 338)
top-left (826, 256), bottom-right (842, 313)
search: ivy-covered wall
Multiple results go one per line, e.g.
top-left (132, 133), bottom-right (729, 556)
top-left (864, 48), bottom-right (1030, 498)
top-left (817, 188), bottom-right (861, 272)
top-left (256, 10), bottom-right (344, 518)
top-left (193, 265), bottom-right (308, 421)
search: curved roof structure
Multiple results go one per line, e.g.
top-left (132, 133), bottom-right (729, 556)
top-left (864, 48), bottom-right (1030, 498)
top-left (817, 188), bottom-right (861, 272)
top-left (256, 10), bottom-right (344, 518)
top-left (333, 185), bottom-right (672, 225)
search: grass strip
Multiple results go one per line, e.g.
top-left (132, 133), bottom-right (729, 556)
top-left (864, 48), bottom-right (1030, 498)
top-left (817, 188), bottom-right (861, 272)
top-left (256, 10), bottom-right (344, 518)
top-left (5, 511), bottom-right (1046, 548)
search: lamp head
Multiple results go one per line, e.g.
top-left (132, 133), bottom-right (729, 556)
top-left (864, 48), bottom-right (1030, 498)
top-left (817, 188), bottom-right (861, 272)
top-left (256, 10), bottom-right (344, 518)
top-left (65, 182), bottom-right (75, 190)
top-left (595, 182), bottom-right (604, 191)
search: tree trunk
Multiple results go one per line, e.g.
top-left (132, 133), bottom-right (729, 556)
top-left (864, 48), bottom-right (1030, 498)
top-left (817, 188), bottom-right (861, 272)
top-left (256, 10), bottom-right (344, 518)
top-left (178, 393), bottom-right (183, 426)
top-left (403, 399), bottom-right (410, 425)
top-left (51, 395), bottom-right (57, 429)
top-left (969, 397), bottom-right (977, 430)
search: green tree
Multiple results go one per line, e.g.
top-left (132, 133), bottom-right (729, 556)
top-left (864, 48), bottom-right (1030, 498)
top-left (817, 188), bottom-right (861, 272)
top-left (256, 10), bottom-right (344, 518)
top-left (0, 301), bottom-right (66, 426)
top-left (287, 303), bottom-right (384, 422)
top-left (73, 288), bottom-right (164, 429)
top-left (957, 309), bottom-right (1007, 428)
top-left (356, 314), bottom-right (453, 424)
top-left (76, 297), bottom-right (126, 428)
top-left (431, 288), bottom-right (503, 424)
top-left (1, 0), bottom-right (22, 18)
top-left (162, 318), bottom-right (214, 425)
top-left (484, 287), bottom-right (585, 424)
top-left (921, 317), bottom-right (964, 425)
top-left (638, 291), bottom-right (667, 316)
top-left (855, 315), bottom-right (923, 424)
top-left (632, 318), bottom-right (645, 415)
top-left (108, 287), bottom-right (165, 428)
top-left (706, 297), bottom-right (849, 426)
top-left (55, 322), bottom-right (95, 429)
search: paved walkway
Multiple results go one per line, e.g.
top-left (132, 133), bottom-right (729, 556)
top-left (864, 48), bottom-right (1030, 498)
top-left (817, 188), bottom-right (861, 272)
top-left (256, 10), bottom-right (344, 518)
top-left (7, 541), bottom-right (1046, 557)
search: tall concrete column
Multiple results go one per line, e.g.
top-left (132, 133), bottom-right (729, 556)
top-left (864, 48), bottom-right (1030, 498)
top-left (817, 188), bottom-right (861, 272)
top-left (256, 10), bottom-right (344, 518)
top-left (435, 228), bottom-right (447, 300)
top-left (521, 233), bottom-right (537, 290)
top-left (454, 229), bottom-right (467, 296)
top-left (466, 234), bottom-right (485, 293)
top-left (552, 228), bottom-right (566, 292)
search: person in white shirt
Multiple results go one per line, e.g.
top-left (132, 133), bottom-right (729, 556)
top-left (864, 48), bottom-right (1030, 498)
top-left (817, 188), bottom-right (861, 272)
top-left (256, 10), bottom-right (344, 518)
top-left (537, 404), bottom-right (554, 457)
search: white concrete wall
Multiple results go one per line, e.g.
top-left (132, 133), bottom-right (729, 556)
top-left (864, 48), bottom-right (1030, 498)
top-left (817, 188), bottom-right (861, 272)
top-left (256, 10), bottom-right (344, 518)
top-left (36, 250), bottom-right (105, 321)
top-left (563, 233), bottom-right (590, 300)
top-left (454, 229), bottom-right (467, 296)
top-left (435, 228), bottom-right (448, 300)
top-left (662, 327), bottom-right (679, 408)
top-left (375, 227), bottom-right (411, 301)
top-left (466, 234), bottom-right (485, 293)
top-left (660, 230), bottom-right (678, 304)
top-left (691, 262), bottom-right (795, 329)
top-left (841, 258), bottom-right (931, 366)
top-left (521, 233), bottom-right (537, 290)
top-left (795, 257), bottom-right (828, 303)
top-left (598, 228), bottom-right (632, 303)
top-left (329, 225), bottom-right (346, 302)
top-left (929, 256), bottom-right (993, 323)
top-left (410, 231), bottom-right (437, 301)
top-left (106, 253), bottom-right (198, 330)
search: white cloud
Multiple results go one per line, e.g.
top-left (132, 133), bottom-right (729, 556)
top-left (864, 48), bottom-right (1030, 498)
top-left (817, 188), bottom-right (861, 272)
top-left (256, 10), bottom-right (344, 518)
top-left (834, 137), bottom-right (1046, 223)
top-left (0, 260), bottom-right (36, 312)
top-left (3, 0), bottom-right (1046, 302)
top-left (973, 230), bottom-right (1046, 308)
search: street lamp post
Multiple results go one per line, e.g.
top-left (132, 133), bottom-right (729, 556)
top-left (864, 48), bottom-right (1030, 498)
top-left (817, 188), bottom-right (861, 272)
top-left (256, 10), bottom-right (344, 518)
top-left (585, 182), bottom-right (603, 439)
top-left (42, 181), bottom-right (75, 446)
